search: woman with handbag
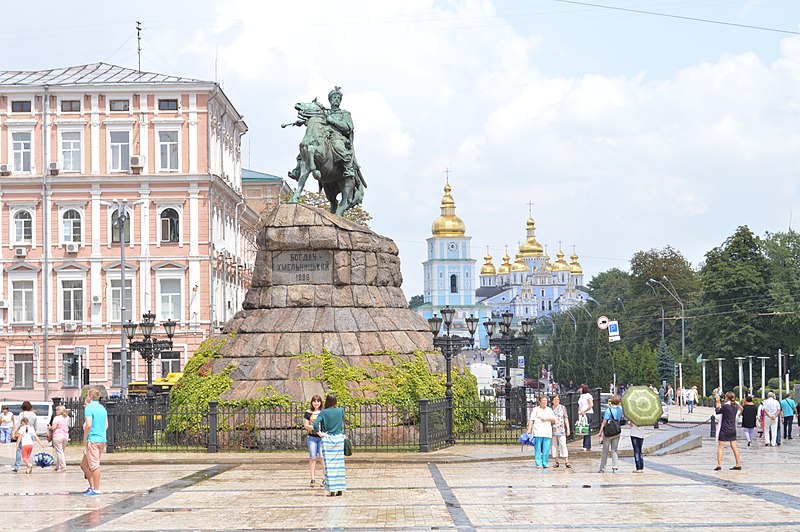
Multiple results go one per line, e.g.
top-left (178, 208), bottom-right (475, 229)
top-left (313, 393), bottom-right (347, 497)
top-left (598, 394), bottom-right (622, 473)
top-left (578, 384), bottom-right (594, 451)
top-left (550, 395), bottom-right (572, 468)
top-left (49, 406), bottom-right (71, 472)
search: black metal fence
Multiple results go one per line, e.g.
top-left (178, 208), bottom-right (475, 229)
top-left (50, 387), bottom-right (601, 453)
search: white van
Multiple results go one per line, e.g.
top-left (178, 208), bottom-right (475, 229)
top-left (0, 401), bottom-right (53, 436)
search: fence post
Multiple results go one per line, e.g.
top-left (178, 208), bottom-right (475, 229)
top-left (106, 400), bottom-right (117, 453)
top-left (419, 399), bottom-right (430, 452)
top-left (710, 414), bottom-right (716, 438)
top-left (208, 400), bottom-right (219, 453)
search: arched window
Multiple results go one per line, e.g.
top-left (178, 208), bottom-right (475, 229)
top-left (548, 300), bottom-right (552, 311)
top-left (111, 211), bottom-right (130, 244)
top-left (160, 208), bottom-right (180, 243)
top-left (450, 274), bottom-right (458, 294)
top-left (62, 209), bottom-right (81, 243)
top-left (13, 211), bottom-right (32, 244)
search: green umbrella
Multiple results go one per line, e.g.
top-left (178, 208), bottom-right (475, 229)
top-left (621, 386), bottom-right (662, 426)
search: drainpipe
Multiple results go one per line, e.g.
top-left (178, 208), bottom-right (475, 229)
top-left (234, 197), bottom-right (245, 315)
top-left (207, 84), bottom-right (219, 336)
top-left (42, 85), bottom-right (50, 401)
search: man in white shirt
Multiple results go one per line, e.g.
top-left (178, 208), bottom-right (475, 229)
top-left (762, 392), bottom-right (781, 446)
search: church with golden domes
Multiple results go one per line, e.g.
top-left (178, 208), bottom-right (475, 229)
top-left (417, 181), bottom-right (587, 347)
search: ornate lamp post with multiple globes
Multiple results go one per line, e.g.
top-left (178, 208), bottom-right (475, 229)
top-left (124, 311), bottom-right (177, 398)
top-left (484, 311), bottom-right (532, 415)
top-left (428, 306), bottom-right (479, 444)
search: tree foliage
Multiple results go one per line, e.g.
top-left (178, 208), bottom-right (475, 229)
top-left (408, 295), bottom-right (424, 309)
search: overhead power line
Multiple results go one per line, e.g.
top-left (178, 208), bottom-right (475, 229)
top-left (548, 0), bottom-right (800, 35)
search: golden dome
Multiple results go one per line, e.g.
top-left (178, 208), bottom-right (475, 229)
top-left (480, 250), bottom-right (496, 276)
top-left (431, 182), bottom-right (466, 237)
top-left (569, 249), bottom-right (583, 275)
top-left (512, 253), bottom-right (527, 273)
top-left (552, 249), bottom-right (569, 271)
top-left (518, 216), bottom-right (544, 257)
top-left (498, 250), bottom-right (512, 275)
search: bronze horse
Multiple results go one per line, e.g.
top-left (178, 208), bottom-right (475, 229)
top-left (284, 99), bottom-right (365, 215)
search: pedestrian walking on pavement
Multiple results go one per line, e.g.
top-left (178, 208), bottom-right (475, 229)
top-left (302, 395), bottom-right (324, 488)
top-left (598, 395), bottom-right (623, 473)
top-left (686, 386), bottom-right (697, 413)
top-left (762, 392), bottom-right (781, 446)
top-left (628, 420), bottom-right (646, 473)
top-left (13, 401), bottom-right (37, 472)
top-left (714, 391), bottom-right (743, 471)
top-left (527, 395), bottom-right (555, 468)
top-left (80, 388), bottom-right (108, 496)
top-left (0, 405), bottom-right (14, 443)
top-left (49, 405), bottom-right (71, 472)
top-left (781, 393), bottom-right (796, 440)
top-left (741, 396), bottom-right (758, 447)
top-left (313, 393), bottom-right (347, 497)
top-left (549, 395), bottom-right (571, 468)
top-left (16, 417), bottom-right (44, 474)
top-left (578, 384), bottom-right (594, 451)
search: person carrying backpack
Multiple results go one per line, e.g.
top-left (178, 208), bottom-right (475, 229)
top-left (598, 395), bottom-right (623, 473)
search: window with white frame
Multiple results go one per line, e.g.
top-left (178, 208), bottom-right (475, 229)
top-left (12, 132), bottom-right (32, 172)
top-left (11, 101), bottom-right (31, 113)
top-left (62, 209), bottom-right (82, 243)
top-left (61, 279), bottom-right (83, 322)
top-left (111, 351), bottom-right (132, 388)
top-left (159, 278), bottom-right (182, 321)
top-left (12, 280), bottom-right (34, 323)
top-left (109, 130), bottom-right (130, 171)
top-left (161, 351), bottom-right (181, 378)
top-left (61, 100), bottom-right (80, 112)
top-left (13, 210), bottom-right (33, 244)
top-left (110, 278), bottom-right (133, 321)
top-left (14, 354), bottom-right (34, 388)
top-left (61, 131), bottom-right (81, 172)
top-left (111, 211), bottom-right (131, 244)
top-left (160, 208), bottom-right (179, 243)
top-left (158, 130), bottom-right (179, 171)
top-left (109, 99), bottom-right (129, 112)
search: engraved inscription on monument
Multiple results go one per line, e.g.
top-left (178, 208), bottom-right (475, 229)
top-left (272, 250), bottom-right (333, 285)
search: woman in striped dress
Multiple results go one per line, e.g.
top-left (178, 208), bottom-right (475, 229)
top-left (313, 393), bottom-right (347, 496)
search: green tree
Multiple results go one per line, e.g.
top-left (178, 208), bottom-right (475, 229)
top-left (408, 295), bottom-right (424, 309)
top-left (693, 226), bottom-right (771, 388)
top-left (657, 338), bottom-right (674, 385)
top-left (763, 230), bottom-right (800, 375)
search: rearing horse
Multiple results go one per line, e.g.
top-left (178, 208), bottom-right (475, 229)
top-left (284, 99), bottom-right (365, 215)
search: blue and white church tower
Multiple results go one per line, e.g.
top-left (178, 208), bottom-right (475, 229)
top-left (419, 181), bottom-right (491, 343)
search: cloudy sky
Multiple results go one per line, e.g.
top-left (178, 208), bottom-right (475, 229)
top-left (3, 0), bottom-right (800, 298)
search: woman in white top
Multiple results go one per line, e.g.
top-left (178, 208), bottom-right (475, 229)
top-left (578, 384), bottom-right (595, 451)
top-left (0, 406), bottom-right (14, 443)
top-left (527, 395), bottom-right (556, 468)
top-left (628, 421), bottom-right (646, 473)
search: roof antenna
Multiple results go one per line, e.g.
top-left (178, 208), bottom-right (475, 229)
top-left (136, 21), bottom-right (142, 72)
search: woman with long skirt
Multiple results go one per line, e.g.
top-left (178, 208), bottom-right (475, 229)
top-left (313, 393), bottom-right (347, 496)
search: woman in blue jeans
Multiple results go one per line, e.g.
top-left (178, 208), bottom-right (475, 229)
top-left (578, 384), bottom-right (594, 451)
top-left (629, 421), bottom-right (645, 472)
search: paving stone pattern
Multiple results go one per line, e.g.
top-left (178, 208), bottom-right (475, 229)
top-left (5, 439), bottom-right (800, 530)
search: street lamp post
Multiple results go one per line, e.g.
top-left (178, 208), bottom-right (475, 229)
top-left (645, 281), bottom-right (665, 342)
top-left (716, 357), bottom-right (724, 392)
top-left (484, 311), bottom-right (532, 418)
top-left (700, 358), bottom-right (708, 397)
top-left (735, 357), bottom-right (745, 401)
top-left (428, 307), bottom-right (478, 445)
top-left (124, 311), bottom-right (177, 398)
top-left (747, 355), bottom-right (754, 397)
top-left (649, 277), bottom-right (684, 363)
top-left (758, 356), bottom-right (770, 399)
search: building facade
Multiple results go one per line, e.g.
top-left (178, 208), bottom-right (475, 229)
top-left (0, 63), bottom-right (259, 401)
top-left (242, 168), bottom-right (291, 218)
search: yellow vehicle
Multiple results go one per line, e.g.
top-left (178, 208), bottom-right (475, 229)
top-left (127, 372), bottom-right (183, 397)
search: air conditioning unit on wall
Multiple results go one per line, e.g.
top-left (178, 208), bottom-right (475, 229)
top-left (64, 322), bottom-right (78, 332)
top-left (0, 164), bottom-right (10, 176)
top-left (14, 247), bottom-right (27, 257)
top-left (49, 162), bottom-right (60, 175)
top-left (65, 242), bottom-right (79, 253)
top-left (0, 300), bottom-right (8, 309)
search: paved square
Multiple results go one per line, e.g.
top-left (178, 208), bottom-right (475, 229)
top-left (3, 438), bottom-right (800, 530)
